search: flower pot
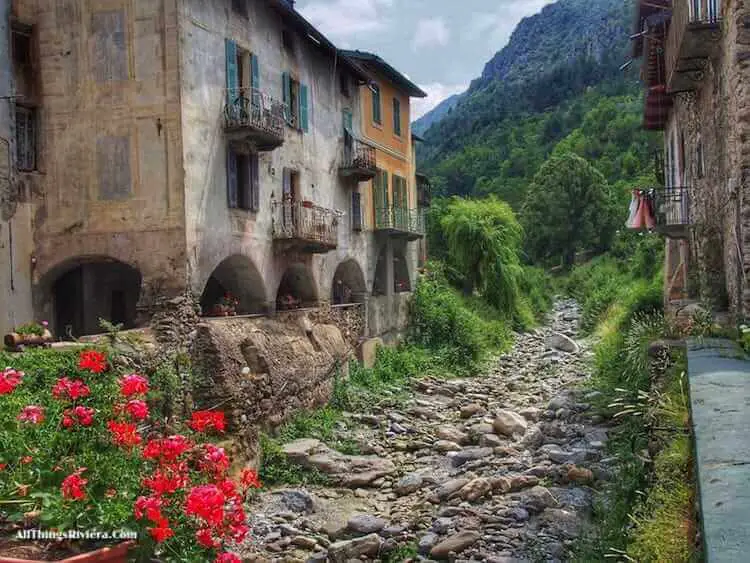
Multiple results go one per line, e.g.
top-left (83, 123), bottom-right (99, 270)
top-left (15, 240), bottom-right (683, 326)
top-left (4, 330), bottom-right (54, 349)
top-left (0, 540), bottom-right (134, 563)
top-left (302, 200), bottom-right (314, 208)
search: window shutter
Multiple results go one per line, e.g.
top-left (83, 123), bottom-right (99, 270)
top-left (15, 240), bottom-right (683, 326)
top-left (282, 72), bottom-right (291, 123)
top-left (372, 87), bottom-right (381, 123)
top-left (250, 153), bottom-right (260, 211)
top-left (352, 192), bottom-right (362, 231)
top-left (282, 167), bottom-right (291, 197)
top-left (393, 98), bottom-right (401, 136)
top-left (251, 54), bottom-right (260, 91)
top-left (300, 83), bottom-right (309, 132)
top-left (227, 148), bottom-right (238, 208)
top-left (225, 39), bottom-right (238, 108)
top-left (382, 171), bottom-right (389, 208)
top-left (343, 109), bottom-right (353, 135)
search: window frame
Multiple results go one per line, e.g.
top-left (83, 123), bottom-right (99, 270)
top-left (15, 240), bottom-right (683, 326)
top-left (227, 148), bottom-right (259, 212)
top-left (392, 97), bottom-right (401, 136)
top-left (15, 105), bottom-right (37, 172)
top-left (371, 84), bottom-right (382, 125)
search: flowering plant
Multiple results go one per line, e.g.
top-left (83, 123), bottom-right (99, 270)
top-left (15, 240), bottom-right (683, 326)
top-left (14, 320), bottom-right (49, 337)
top-left (0, 348), bottom-right (260, 562)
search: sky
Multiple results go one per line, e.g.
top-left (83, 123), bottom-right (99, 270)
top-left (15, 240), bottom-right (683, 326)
top-left (297, 0), bottom-right (557, 120)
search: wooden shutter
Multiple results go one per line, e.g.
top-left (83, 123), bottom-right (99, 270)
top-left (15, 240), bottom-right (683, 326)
top-left (225, 39), bottom-right (238, 108)
top-left (250, 153), bottom-right (260, 211)
top-left (372, 86), bottom-right (381, 123)
top-left (300, 83), bottom-right (309, 132)
top-left (352, 191), bottom-right (362, 231)
top-left (393, 98), bottom-right (401, 135)
top-left (343, 109), bottom-right (353, 135)
top-left (282, 72), bottom-right (291, 123)
top-left (227, 148), bottom-right (238, 208)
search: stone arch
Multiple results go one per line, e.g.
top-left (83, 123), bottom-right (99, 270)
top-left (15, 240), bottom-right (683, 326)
top-left (200, 255), bottom-right (267, 316)
top-left (331, 259), bottom-right (367, 304)
top-left (276, 264), bottom-right (318, 310)
top-left (36, 256), bottom-right (143, 338)
top-left (394, 247), bottom-right (411, 293)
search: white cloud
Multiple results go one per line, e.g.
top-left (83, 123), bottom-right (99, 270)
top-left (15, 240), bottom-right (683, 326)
top-left (411, 17), bottom-right (451, 51)
top-left (298, 0), bottom-right (394, 37)
top-left (411, 82), bottom-right (467, 120)
top-left (464, 0), bottom-right (556, 47)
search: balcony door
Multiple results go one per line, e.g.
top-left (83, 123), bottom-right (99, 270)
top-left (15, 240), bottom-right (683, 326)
top-left (282, 168), bottom-right (300, 232)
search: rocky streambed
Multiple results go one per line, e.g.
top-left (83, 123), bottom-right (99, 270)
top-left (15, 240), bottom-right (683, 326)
top-left (240, 300), bottom-right (613, 562)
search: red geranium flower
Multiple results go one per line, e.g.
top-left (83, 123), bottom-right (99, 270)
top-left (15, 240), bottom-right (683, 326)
top-left (142, 435), bottom-right (193, 464)
top-left (185, 484), bottom-right (226, 527)
top-left (119, 374), bottom-right (149, 397)
top-left (240, 468), bottom-right (262, 490)
top-left (61, 470), bottom-right (87, 501)
top-left (134, 495), bottom-right (164, 522)
top-left (148, 517), bottom-right (174, 543)
top-left (52, 377), bottom-right (91, 401)
top-left (62, 406), bottom-right (95, 429)
top-left (189, 410), bottom-right (226, 433)
top-left (199, 444), bottom-right (230, 479)
top-left (196, 527), bottom-right (220, 549)
top-left (0, 368), bottom-right (23, 395)
top-left (124, 399), bottom-right (149, 421)
top-left (0, 463), bottom-right (6, 470)
top-left (143, 463), bottom-right (189, 497)
top-left (107, 421), bottom-right (141, 448)
top-left (215, 553), bottom-right (241, 563)
top-left (20, 456), bottom-right (32, 464)
top-left (78, 350), bottom-right (107, 373)
top-left (17, 405), bottom-right (45, 424)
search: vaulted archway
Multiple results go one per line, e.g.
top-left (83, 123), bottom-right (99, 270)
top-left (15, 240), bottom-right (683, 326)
top-left (331, 259), bottom-right (367, 304)
top-left (200, 255), bottom-right (267, 316)
top-left (276, 264), bottom-right (318, 310)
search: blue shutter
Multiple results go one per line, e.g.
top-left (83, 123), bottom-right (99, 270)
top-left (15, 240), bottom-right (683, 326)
top-left (300, 83), bottom-right (309, 132)
top-left (225, 39), bottom-right (238, 110)
top-left (282, 72), bottom-right (291, 123)
top-left (227, 148), bottom-right (238, 208)
top-left (251, 54), bottom-right (260, 91)
top-left (343, 109), bottom-right (353, 134)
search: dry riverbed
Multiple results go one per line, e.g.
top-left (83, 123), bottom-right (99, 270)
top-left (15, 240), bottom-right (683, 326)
top-left (239, 300), bottom-right (613, 562)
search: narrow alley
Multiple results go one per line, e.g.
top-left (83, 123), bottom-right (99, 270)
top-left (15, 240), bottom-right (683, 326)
top-left (242, 301), bottom-right (612, 562)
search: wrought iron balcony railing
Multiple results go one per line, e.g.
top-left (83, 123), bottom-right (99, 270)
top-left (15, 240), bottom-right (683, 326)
top-left (339, 140), bottom-right (377, 181)
top-left (272, 200), bottom-right (342, 253)
top-left (654, 186), bottom-right (691, 237)
top-left (374, 207), bottom-right (425, 240)
top-left (223, 88), bottom-right (285, 150)
top-left (666, 0), bottom-right (722, 93)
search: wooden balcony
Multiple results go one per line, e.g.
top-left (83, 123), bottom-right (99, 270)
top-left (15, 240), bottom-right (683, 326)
top-left (339, 140), bottom-right (377, 182)
top-left (223, 88), bottom-right (285, 150)
top-left (666, 0), bottom-right (723, 93)
top-left (272, 200), bottom-right (341, 253)
top-left (655, 186), bottom-right (691, 239)
top-left (374, 207), bottom-right (425, 241)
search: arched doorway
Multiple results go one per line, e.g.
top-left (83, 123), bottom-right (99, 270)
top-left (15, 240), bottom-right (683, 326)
top-left (200, 255), bottom-right (266, 316)
top-left (276, 264), bottom-right (318, 310)
top-left (331, 259), bottom-right (367, 304)
top-left (394, 248), bottom-right (411, 293)
top-left (43, 257), bottom-right (142, 338)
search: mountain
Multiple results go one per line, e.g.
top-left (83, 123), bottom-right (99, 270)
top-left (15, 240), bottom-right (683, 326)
top-left (412, 93), bottom-right (463, 137)
top-left (417, 0), bottom-right (656, 207)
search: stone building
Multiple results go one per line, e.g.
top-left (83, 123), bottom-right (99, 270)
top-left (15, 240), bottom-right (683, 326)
top-left (634, 0), bottom-right (750, 318)
top-left (2, 0), bottom-right (428, 338)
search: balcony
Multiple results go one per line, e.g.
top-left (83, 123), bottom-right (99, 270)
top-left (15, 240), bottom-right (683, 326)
top-left (655, 186), bottom-right (691, 239)
top-left (417, 173), bottom-right (432, 208)
top-left (272, 200), bottom-right (341, 253)
top-left (223, 88), bottom-right (285, 150)
top-left (339, 140), bottom-right (377, 182)
top-left (374, 207), bottom-right (425, 241)
top-left (666, 0), bottom-right (723, 93)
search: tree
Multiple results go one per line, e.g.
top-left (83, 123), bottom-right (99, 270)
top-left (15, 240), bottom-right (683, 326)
top-left (521, 153), bottom-right (615, 268)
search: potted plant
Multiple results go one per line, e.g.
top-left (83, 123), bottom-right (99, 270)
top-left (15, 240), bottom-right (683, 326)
top-left (219, 294), bottom-right (239, 316)
top-left (5, 321), bottom-right (53, 349)
top-left (302, 200), bottom-right (314, 209)
top-left (0, 540), bottom-right (135, 563)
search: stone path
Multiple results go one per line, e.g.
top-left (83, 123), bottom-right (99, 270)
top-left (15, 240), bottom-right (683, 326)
top-left (241, 300), bottom-right (614, 562)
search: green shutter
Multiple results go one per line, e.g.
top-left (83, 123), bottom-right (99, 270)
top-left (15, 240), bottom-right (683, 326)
top-left (372, 86), bottom-right (381, 124)
top-left (300, 83), bottom-right (309, 132)
top-left (393, 98), bottom-right (401, 136)
top-left (251, 53), bottom-right (260, 90)
top-left (282, 72), bottom-right (291, 123)
top-left (225, 39), bottom-right (238, 109)
top-left (343, 109), bottom-right (353, 134)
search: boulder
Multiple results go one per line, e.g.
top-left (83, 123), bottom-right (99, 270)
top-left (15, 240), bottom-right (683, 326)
top-left (451, 447), bottom-right (494, 467)
top-left (493, 410), bottom-right (528, 437)
top-left (327, 534), bottom-right (382, 563)
top-left (434, 440), bottom-right (463, 452)
top-left (460, 403), bottom-right (486, 419)
top-left (546, 332), bottom-right (580, 354)
top-left (347, 514), bottom-right (388, 535)
top-left (566, 466), bottom-right (594, 484)
top-left (430, 531), bottom-right (481, 559)
top-left (436, 426), bottom-right (470, 445)
top-left (524, 486), bottom-right (559, 513)
top-left (458, 477), bottom-right (492, 502)
top-left (432, 478), bottom-right (471, 501)
top-left (394, 472), bottom-right (424, 496)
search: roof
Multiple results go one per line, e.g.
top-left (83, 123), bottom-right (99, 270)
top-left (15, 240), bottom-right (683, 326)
top-left (267, 0), bottom-right (369, 83)
top-left (411, 132), bottom-right (425, 143)
top-left (339, 50), bottom-right (428, 98)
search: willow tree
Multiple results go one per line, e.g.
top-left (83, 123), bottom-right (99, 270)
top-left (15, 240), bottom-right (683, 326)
top-left (440, 196), bottom-right (525, 318)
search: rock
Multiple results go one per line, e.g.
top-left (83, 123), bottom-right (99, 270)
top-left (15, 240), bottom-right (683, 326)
top-left (321, 520), bottom-right (348, 540)
top-left (519, 407), bottom-right (541, 422)
top-left (395, 472), bottom-right (424, 496)
top-left (520, 425), bottom-right (544, 449)
top-left (434, 440), bottom-right (463, 452)
top-left (459, 477), bottom-right (492, 502)
top-left (346, 514), bottom-right (388, 535)
top-left (381, 524), bottom-right (407, 538)
top-left (548, 395), bottom-right (573, 411)
top-left (539, 444), bottom-right (574, 464)
top-left (566, 466), bottom-right (594, 484)
top-left (507, 507), bottom-right (529, 522)
top-left (430, 530), bottom-right (481, 559)
top-left (510, 475), bottom-right (539, 491)
top-left (436, 426), bottom-right (470, 445)
top-left (282, 438), bottom-right (322, 458)
top-left (546, 332), bottom-right (580, 354)
top-left (306, 552), bottom-right (328, 563)
top-left (539, 508), bottom-right (582, 538)
top-left (433, 478), bottom-right (471, 501)
top-left (279, 490), bottom-right (315, 514)
top-left (524, 486), bottom-right (559, 513)
top-left (490, 476), bottom-right (512, 493)
top-left (493, 410), bottom-right (528, 437)
top-left (451, 447), bottom-right (494, 467)
top-left (480, 433), bottom-right (503, 448)
top-left (327, 534), bottom-right (382, 563)
top-left (418, 533), bottom-right (440, 554)
top-left (291, 536), bottom-right (319, 550)
top-left (460, 403), bottom-right (486, 418)
top-left (431, 517), bottom-right (454, 534)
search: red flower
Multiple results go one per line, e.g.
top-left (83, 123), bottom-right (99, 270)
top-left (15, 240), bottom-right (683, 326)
top-left (21, 456), bottom-right (33, 464)
top-left (215, 553), bottom-right (241, 563)
top-left (189, 410), bottom-right (226, 433)
top-left (196, 527), bottom-right (220, 549)
top-left (142, 435), bottom-right (193, 464)
top-left (143, 463), bottom-right (189, 497)
top-left (78, 350), bottom-right (107, 374)
top-left (52, 377), bottom-right (91, 401)
top-left (105, 488), bottom-right (117, 498)
top-left (185, 484), bottom-right (226, 527)
top-left (107, 421), bottom-right (141, 448)
top-left (0, 463), bottom-right (6, 471)
top-left (62, 406), bottom-right (95, 429)
top-left (119, 374), bottom-right (149, 397)
top-left (61, 470), bottom-right (87, 501)
top-left (0, 368), bottom-right (24, 395)
top-left (134, 495), bottom-right (164, 522)
top-left (240, 468), bottom-right (262, 490)
top-left (199, 444), bottom-right (230, 479)
top-left (148, 517), bottom-right (174, 543)
top-left (17, 405), bottom-right (45, 424)
top-left (124, 399), bottom-right (149, 421)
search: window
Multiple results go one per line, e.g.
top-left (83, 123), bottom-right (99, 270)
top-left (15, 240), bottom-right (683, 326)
top-left (374, 169), bottom-right (389, 209)
top-left (393, 175), bottom-right (408, 209)
top-left (15, 106), bottom-right (36, 171)
top-left (352, 191), bottom-right (362, 231)
top-left (225, 40), bottom-right (260, 112)
top-left (697, 137), bottom-right (705, 179)
top-left (340, 73), bottom-right (350, 97)
top-left (227, 149), bottom-right (259, 211)
top-left (392, 98), bottom-right (401, 136)
top-left (282, 29), bottom-right (294, 52)
top-left (371, 84), bottom-right (381, 124)
top-left (282, 72), bottom-right (309, 132)
top-left (12, 29), bottom-right (32, 68)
